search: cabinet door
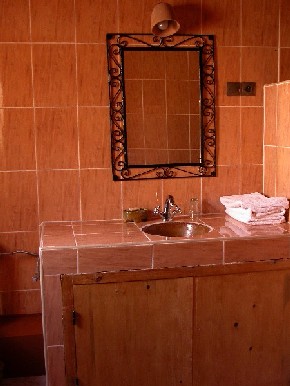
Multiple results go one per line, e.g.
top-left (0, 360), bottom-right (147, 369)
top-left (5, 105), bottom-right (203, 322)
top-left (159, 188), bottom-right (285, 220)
top-left (73, 277), bottom-right (193, 386)
top-left (194, 270), bottom-right (290, 386)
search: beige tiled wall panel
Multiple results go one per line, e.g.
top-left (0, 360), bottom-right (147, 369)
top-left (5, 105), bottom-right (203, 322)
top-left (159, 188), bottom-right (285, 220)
top-left (1, 0), bottom-right (290, 314)
top-left (264, 81), bottom-right (290, 200)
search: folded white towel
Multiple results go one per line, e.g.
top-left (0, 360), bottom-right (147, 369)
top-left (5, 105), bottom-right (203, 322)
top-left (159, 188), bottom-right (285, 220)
top-left (220, 193), bottom-right (289, 225)
top-left (225, 208), bottom-right (285, 225)
top-left (220, 192), bottom-right (289, 213)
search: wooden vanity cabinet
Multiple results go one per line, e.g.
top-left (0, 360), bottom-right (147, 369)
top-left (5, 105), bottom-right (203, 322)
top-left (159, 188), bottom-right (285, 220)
top-left (194, 269), bottom-right (290, 386)
top-left (61, 261), bottom-right (290, 386)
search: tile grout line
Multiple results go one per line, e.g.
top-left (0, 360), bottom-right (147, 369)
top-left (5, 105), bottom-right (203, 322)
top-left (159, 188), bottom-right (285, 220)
top-left (73, 0), bottom-right (83, 223)
top-left (28, 0), bottom-right (40, 233)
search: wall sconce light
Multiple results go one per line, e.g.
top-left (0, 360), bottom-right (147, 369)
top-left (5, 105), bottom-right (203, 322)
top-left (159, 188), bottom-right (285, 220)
top-left (151, 2), bottom-right (180, 37)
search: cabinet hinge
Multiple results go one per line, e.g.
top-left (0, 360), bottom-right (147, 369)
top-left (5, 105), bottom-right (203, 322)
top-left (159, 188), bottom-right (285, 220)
top-left (72, 310), bottom-right (77, 325)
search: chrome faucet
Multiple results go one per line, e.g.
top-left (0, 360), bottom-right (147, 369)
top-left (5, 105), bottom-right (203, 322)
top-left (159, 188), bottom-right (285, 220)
top-left (153, 195), bottom-right (182, 222)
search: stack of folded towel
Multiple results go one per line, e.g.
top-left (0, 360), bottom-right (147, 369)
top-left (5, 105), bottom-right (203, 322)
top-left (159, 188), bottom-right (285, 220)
top-left (220, 192), bottom-right (289, 225)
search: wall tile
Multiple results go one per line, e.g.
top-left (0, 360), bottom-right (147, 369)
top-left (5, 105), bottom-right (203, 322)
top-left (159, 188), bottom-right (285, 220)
top-left (217, 107), bottom-right (240, 166)
top-left (118, 0), bottom-right (156, 33)
top-left (128, 149), bottom-right (146, 165)
top-left (263, 146), bottom-right (277, 196)
top-left (41, 224), bottom-right (75, 248)
top-left (168, 150), bottom-right (190, 163)
top-left (202, 0), bottom-right (241, 46)
top-left (0, 171), bottom-right (38, 232)
top-left (126, 113), bottom-right (145, 149)
top-left (0, 232), bottom-right (39, 254)
top-left (38, 170), bottom-right (80, 222)
top-left (143, 80), bottom-right (167, 114)
top-left (35, 108), bottom-right (78, 169)
top-left (190, 114), bottom-right (201, 150)
top-left (78, 245), bottom-right (152, 273)
top-left (153, 240), bottom-right (223, 268)
top-left (144, 149), bottom-right (167, 164)
top-left (162, 178), bottom-right (201, 215)
top-left (122, 179), bottom-right (163, 213)
top-left (241, 47), bottom-right (278, 106)
top-left (188, 49), bottom-right (200, 80)
top-left (240, 164), bottom-right (263, 194)
top-left (46, 345), bottom-right (65, 386)
top-left (276, 147), bottom-right (290, 198)
top-left (0, 108), bottom-right (35, 170)
top-left (78, 107), bottom-right (111, 168)
top-left (277, 82), bottom-right (290, 147)
top-left (0, 289), bottom-right (41, 314)
top-left (143, 114), bottom-right (167, 148)
top-left (72, 220), bottom-right (138, 235)
top-left (189, 81), bottom-right (200, 114)
top-left (215, 46), bottom-right (241, 106)
top-left (241, 107), bottom-right (263, 165)
top-left (0, 45), bottom-right (33, 106)
top-left (0, 253), bottom-right (40, 291)
top-left (77, 44), bottom-right (108, 106)
top-left (280, 49), bottom-right (290, 82)
top-left (0, 0), bottom-right (30, 42)
top-left (75, 0), bottom-right (118, 43)
top-left (165, 51), bottom-right (188, 80)
top-left (30, 0), bottom-right (75, 42)
top-left (224, 237), bottom-right (289, 263)
top-left (75, 231), bottom-right (149, 247)
top-left (241, 0), bottom-right (279, 47)
top-left (264, 84), bottom-right (277, 146)
top-left (80, 169), bottom-right (122, 220)
top-left (167, 80), bottom-right (190, 114)
top-left (125, 80), bottom-right (143, 114)
top-left (174, 0), bottom-right (202, 34)
top-left (125, 51), bottom-right (144, 79)
top-left (41, 249), bottom-right (77, 275)
top-left (280, 0), bottom-right (290, 47)
top-left (167, 115), bottom-right (190, 149)
top-left (33, 45), bottom-right (77, 106)
top-left (42, 275), bottom-right (63, 345)
top-left (202, 166), bottom-right (240, 213)
top-left (143, 51), bottom-right (166, 79)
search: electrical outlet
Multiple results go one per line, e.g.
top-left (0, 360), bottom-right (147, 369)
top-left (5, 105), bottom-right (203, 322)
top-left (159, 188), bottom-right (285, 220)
top-left (241, 82), bottom-right (256, 96)
top-left (227, 82), bottom-right (256, 96)
top-left (227, 82), bottom-right (241, 96)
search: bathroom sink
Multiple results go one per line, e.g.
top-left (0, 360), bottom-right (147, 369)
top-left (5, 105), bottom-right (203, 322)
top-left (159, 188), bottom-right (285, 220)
top-left (142, 221), bottom-right (212, 238)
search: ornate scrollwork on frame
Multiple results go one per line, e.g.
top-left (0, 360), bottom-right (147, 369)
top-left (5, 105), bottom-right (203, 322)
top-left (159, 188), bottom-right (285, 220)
top-left (106, 33), bottom-right (216, 181)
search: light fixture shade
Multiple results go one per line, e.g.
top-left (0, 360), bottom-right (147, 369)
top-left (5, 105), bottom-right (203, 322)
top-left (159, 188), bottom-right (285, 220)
top-left (151, 2), bottom-right (180, 37)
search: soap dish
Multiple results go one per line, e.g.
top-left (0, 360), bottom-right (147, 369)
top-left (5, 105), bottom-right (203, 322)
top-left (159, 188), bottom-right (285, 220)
top-left (123, 208), bottom-right (148, 223)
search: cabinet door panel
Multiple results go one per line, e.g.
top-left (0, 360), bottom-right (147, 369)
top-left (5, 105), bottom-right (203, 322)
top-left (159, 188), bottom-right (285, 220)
top-left (73, 277), bottom-right (193, 386)
top-left (194, 271), bottom-right (290, 386)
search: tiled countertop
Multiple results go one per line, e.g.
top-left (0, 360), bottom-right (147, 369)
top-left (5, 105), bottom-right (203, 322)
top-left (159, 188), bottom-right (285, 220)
top-left (40, 214), bottom-right (290, 249)
top-left (39, 214), bottom-right (290, 386)
top-left (39, 214), bottom-right (290, 275)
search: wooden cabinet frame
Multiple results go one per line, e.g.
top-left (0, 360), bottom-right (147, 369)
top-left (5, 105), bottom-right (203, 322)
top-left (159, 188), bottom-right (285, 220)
top-left (61, 260), bottom-right (290, 386)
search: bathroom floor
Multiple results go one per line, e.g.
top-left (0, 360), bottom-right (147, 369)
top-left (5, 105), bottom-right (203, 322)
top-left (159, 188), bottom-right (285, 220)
top-left (2, 376), bottom-right (46, 386)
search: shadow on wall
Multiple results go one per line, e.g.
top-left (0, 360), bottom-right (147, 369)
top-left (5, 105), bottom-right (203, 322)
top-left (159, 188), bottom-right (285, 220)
top-left (174, 4), bottom-right (215, 33)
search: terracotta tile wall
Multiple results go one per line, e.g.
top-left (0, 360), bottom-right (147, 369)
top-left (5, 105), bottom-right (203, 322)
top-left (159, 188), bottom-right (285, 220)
top-left (264, 80), bottom-right (290, 202)
top-left (1, 0), bottom-right (290, 314)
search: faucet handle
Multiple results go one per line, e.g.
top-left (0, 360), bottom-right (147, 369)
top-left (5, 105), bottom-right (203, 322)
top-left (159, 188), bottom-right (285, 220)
top-left (153, 205), bottom-right (161, 215)
top-left (172, 203), bottom-right (182, 216)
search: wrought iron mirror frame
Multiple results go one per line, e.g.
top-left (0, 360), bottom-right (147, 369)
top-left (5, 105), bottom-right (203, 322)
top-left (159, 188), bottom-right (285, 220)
top-left (106, 33), bottom-right (216, 180)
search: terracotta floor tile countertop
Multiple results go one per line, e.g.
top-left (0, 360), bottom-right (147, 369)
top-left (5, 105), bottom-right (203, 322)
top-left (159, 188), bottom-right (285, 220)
top-left (39, 214), bottom-right (290, 272)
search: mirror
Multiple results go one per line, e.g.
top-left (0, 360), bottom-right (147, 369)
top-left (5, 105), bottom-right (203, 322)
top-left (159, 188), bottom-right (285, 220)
top-left (106, 33), bottom-right (216, 180)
